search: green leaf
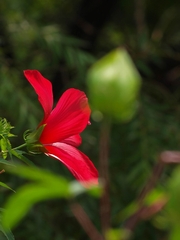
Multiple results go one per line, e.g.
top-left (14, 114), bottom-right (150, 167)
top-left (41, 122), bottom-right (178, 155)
top-left (3, 165), bottom-right (100, 230)
top-left (160, 167), bottom-right (180, 239)
top-left (106, 228), bottom-right (131, 240)
top-left (143, 188), bottom-right (166, 206)
top-left (116, 202), bottom-right (138, 222)
top-left (0, 182), bottom-right (15, 192)
top-left (2, 183), bottom-right (70, 230)
top-left (167, 166), bottom-right (180, 222)
top-left (0, 159), bottom-right (15, 167)
top-left (11, 150), bottom-right (35, 166)
top-left (2, 165), bottom-right (72, 229)
top-left (87, 184), bottom-right (102, 197)
top-left (0, 118), bottom-right (14, 139)
top-left (69, 181), bottom-right (102, 197)
top-left (0, 209), bottom-right (15, 240)
top-left (169, 226), bottom-right (180, 240)
top-left (0, 139), bottom-right (8, 159)
top-left (0, 226), bottom-right (15, 240)
top-left (6, 165), bottom-right (70, 187)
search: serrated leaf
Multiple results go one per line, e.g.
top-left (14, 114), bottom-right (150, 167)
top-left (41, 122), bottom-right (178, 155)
top-left (0, 119), bottom-right (14, 139)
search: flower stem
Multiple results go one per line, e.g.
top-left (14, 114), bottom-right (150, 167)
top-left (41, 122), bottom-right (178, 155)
top-left (99, 117), bottom-right (111, 235)
top-left (12, 143), bottom-right (27, 150)
top-left (70, 202), bottom-right (104, 240)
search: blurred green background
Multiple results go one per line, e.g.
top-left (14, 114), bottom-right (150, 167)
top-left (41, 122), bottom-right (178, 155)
top-left (1, 0), bottom-right (180, 239)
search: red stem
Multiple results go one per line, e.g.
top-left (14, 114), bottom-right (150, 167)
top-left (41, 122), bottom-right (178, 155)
top-left (99, 118), bottom-right (111, 235)
top-left (70, 203), bottom-right (104, 240)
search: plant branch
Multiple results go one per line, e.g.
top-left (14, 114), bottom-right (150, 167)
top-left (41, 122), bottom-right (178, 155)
top-left (12, 143), bottom-right (27, 150)
top-left (99, 118), bottom-right (111, 235)
top-left (138, 161), bottom-right (165, 204)
top-left (134, 0), bottom-right (146, 35)
top-left (124, 151), bottom-right (180, 231)
top-left (70, 203), bottom-right (104, 240)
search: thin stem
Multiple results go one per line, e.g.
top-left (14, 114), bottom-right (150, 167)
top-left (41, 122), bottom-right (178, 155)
top-left (99, 117), bottom-right (111, 235)
top-left (70, 203), bottom-right (104, 240)
top-left (12, 143), bottom-right (27, 151)
top-left (134, 0), bottom-right (146, 35)
top-left (138, 161), bottom-right (165, 204)
top-left (0, 169), bottom-right (5, 174)
top-left (125, 159), bottom-right (165, 231)
top-left (0, 143), bottom-right (27, 156)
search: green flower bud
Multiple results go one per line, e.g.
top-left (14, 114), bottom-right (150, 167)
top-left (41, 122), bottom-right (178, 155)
top-left (24, 125), bottom-right (46, 154)
top-left (87, 48), bottom-right (142, 122)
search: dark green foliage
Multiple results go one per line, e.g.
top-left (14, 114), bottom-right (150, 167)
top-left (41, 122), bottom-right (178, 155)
top-left (1, 0), bottom-right (180, 239)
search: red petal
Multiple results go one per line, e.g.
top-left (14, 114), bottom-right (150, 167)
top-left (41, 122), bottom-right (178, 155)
top-left (62, 134), bottom-right (82, 147)
top-left (40, 88), bottom-right (91, 143)
top-left (44, 143), bottom-right (98, 184)
top-left (24, 70), bottom-right (53, 122)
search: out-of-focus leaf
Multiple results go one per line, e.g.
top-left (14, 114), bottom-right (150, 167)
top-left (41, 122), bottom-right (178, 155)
top-left (6, 165), bottom-right (70, 190)
top-left (69, 181), bottom-right (88, 196)
top-left (0, 182), bottom-right (15, 192)
top-left (2, 183), bottom-right (69, 230)
top-left (116, 202), bottom-right (138, 222)
top-left (3, 165), bottom-right (100, 230)
top-left (144, 188), bottom-right (167, 206)
top-left (106, 228), bottom-right (131, 240)
top-left (167, 167), bottom-right (180, 220)
top-left (169, 226), bottom-right (180, 240)
top-left (0, 159), bottom-right (14, 167)
top-left (164, 167), bottom-right (180, 239)
top-left (87, 184), bottom-right (102, 197)
top-left (69, 181), bottom-right (102, 197)
top-left (0, 209), bottom-right (15, 240)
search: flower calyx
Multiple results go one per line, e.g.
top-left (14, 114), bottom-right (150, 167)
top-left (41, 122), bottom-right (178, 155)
top-left (23, 124), bottom-right (46, 154)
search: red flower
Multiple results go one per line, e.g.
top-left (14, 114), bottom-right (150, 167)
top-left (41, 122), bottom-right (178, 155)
top-left (24, 70), bottom-right (98, 185)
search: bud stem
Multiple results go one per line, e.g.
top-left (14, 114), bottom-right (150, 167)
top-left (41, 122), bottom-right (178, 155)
top-left (99, 117), bottom-right (111, 235)
top-left (13, 143), bottom-right (27, 150)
